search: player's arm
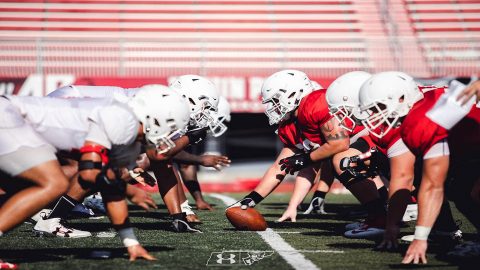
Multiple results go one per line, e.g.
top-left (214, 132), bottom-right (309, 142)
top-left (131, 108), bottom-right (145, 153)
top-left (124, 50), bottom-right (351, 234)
top-left (402, 155), bottom-right (449, 264)
top-left (145, 135), bottom-right (190, 161)
top-left (173, 151), bottom-right (231, 169)
top-left (457, 80), bottom-right (480, 105)
top-left (279, 118), bottom-right (349, 174)
top-left (311, 118), bottom-right (350, 161)
top-left (232, 147), bottom-right (295, 208)
top-left (378, 150), bottom-right (416, 250)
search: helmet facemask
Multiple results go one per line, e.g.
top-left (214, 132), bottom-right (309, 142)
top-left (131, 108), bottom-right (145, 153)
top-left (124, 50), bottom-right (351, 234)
top-left (262, 92), bottom-right (297, 125)
top-left (330, 104), bottom-right (357, 132)
top-left (361, 102), bottom-right (402, 138)
top-left (144, 116), bottom-right (183, 154)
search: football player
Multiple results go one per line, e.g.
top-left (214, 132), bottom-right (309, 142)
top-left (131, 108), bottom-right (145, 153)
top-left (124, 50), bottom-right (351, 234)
top-left (232, 70), bottom-right (351, 221)
top-left (176, 96), bottom-right (232, 211)
top-left (358, 73), bottom-right (479, 263)
top-left (277, 71), bottom-right (391, 240)
top-left (1, 86), bottom-right (190, 261)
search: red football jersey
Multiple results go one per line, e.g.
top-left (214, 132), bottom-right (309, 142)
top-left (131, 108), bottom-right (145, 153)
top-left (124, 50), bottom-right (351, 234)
top-left (367, 126), bottom-right (402, 155)
top-left (296, 90), bottom-right (334, 145)
top-left (277, 118), bottom-right (303, 150)
top-left (401, 87), bottom-right (480, 158)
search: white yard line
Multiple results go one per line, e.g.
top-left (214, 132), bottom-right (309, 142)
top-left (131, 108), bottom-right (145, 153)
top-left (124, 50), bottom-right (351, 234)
top-left (209, 193), bottom-right (321, 270)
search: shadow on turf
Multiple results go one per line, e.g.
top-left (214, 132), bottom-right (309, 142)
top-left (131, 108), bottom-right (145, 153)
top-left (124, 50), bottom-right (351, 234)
top-left (0, 246), bottom-right (174, 263)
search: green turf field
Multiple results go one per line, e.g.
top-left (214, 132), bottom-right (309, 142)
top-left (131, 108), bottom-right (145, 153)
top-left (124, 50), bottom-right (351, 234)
top-left (0, 193), bottom-right (478, 270)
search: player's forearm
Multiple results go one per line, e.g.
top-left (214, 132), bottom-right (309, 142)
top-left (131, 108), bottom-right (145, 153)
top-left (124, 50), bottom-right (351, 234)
top-left (146, 136), bottom-right (189, 161)
top-left (415, 157), bottom-right (449, 233)
top-left (309, 140), bottom-right (349, 162)
top-left (173, 151), bottom-right (202, 165)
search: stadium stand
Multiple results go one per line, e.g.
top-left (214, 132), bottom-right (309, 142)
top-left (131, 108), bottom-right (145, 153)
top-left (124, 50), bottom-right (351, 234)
top-left (0, 0), bottom-right (477, 78)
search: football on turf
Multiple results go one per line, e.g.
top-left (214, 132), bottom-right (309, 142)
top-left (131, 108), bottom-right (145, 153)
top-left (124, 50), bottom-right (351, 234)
top-left (225, 206), bottom-right (267, 231)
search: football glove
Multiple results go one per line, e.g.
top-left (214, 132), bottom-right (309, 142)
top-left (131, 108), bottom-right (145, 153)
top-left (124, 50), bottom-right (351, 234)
top-left (279, 152), bottom-right (312, 174)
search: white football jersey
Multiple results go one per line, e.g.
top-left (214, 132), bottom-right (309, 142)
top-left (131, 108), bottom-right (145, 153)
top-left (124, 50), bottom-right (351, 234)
top-left (6, 95), bottom-right (139, 151)
top-left (48, 85), bottom-right (138, 99)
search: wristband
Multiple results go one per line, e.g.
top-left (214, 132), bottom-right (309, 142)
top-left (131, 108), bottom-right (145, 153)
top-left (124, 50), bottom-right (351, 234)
top-left (414, 226), bottom-right (431, 240)
top-left (118, 227), bottom-right (140, 247)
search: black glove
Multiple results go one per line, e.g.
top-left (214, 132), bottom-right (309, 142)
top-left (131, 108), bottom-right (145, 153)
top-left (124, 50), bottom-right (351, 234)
top-left (278, 152), bottom-right (312, 175)
top-left (186, 128), bottom-right (208, 145)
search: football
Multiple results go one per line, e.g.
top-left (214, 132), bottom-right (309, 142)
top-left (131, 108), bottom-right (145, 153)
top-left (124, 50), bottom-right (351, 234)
top-left (225, 206), bottom-right (268, 231)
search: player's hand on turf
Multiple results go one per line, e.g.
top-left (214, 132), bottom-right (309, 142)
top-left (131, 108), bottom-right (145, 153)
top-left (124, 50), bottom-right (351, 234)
top-left (128, 187), bottom-right (158, 211)
top-left (402, 239), bottom-right (428, 264)
top-left (196, 199), bottom-right (214, 211)
top-left (279, 152), bottom-right (312, 174)
top-left (200, 154), bottom-right (231, 171)
top-left (127, 244), bottom-right (156, 261)
top-left (376, 225), bottom-right (399, 251)
top-left (457, 80), bottom-right (480, 105)
top-left (276, 208), bottom-right (297, 222)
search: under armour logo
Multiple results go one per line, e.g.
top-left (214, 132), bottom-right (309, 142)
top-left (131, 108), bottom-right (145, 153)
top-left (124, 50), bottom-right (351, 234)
top-left (295, 160), bottom-right (304, 166)
top-left (216, 253), bottom-right (236, 264)
top-left (207, 250), bottom-right (274, 266)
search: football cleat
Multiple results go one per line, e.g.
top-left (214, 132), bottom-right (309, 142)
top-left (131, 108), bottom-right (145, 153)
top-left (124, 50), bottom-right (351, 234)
top-left (303, 197), bottom-right (327, 215)
top-left (84, 193), bottom-right (106, 214)
top-left (33, 217), bottom-right (92, 238)
top-left (171, 219), bottom-right (202, 233)
top-left (345, 221), bottom-right (365, 231)
top-left (344, 223), bottom-right (385, 239)
top-left (402, 204), bottom-right (418, 222)
top-left (28, 209), bottom-right (52, 224)
top-left (447, 241), bottom-right (480, 258)
top-left (70, 203), bottom-right (95, 218)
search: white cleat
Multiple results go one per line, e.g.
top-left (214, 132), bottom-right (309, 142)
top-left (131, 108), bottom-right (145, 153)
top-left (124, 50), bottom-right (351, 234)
top-left (29, 209), bottom-right (52, 224)
top-left (402, 204), bottom-right (418, 222)
top-left (33, 217), bottom-right (92, 238)
top-left (303, 197), bottom-right (327, 215)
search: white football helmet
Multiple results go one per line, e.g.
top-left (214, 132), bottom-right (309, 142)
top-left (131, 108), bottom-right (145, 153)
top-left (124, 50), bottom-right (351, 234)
top-left (128, 85), bottom-right (190, 154)
top-left (326, 71), bottom-right (372, 132)
top-left (359, 71), bottom-right (423, 138)
top-left (261, 69), bottom-right (319, 125)
top-left (169, 75), bottom-right (220, 131)
top-left (209, 96), bottom-right (231, 137)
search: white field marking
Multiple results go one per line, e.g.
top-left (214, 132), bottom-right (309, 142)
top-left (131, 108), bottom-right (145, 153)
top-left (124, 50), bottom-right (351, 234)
top-left (96, 231), bottom-right (116, 238)
top-left (209, 193), bottom-right (322, 270)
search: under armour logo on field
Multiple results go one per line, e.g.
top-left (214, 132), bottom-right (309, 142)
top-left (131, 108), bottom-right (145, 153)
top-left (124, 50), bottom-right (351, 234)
top-left (295, 160), bottom-right (304, 166)
top-left (216, 253), bottom-right (236, 264)
top-left (206, 250), bottom-right (274, 266)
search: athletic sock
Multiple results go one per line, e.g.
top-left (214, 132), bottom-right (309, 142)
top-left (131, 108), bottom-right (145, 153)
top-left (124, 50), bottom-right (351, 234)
top-left (365, 198), bottom-right (387, 218)
top-left (184, 181), bottom-right (201, 195)
top-left (312, 191), bottom-right (327, 200)
top-left (244, 191), bottom-right (264, 205)
top-left (47, 195), bottom-right (81, 219)
top-left (377, 186), bottom-right (388, 202)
